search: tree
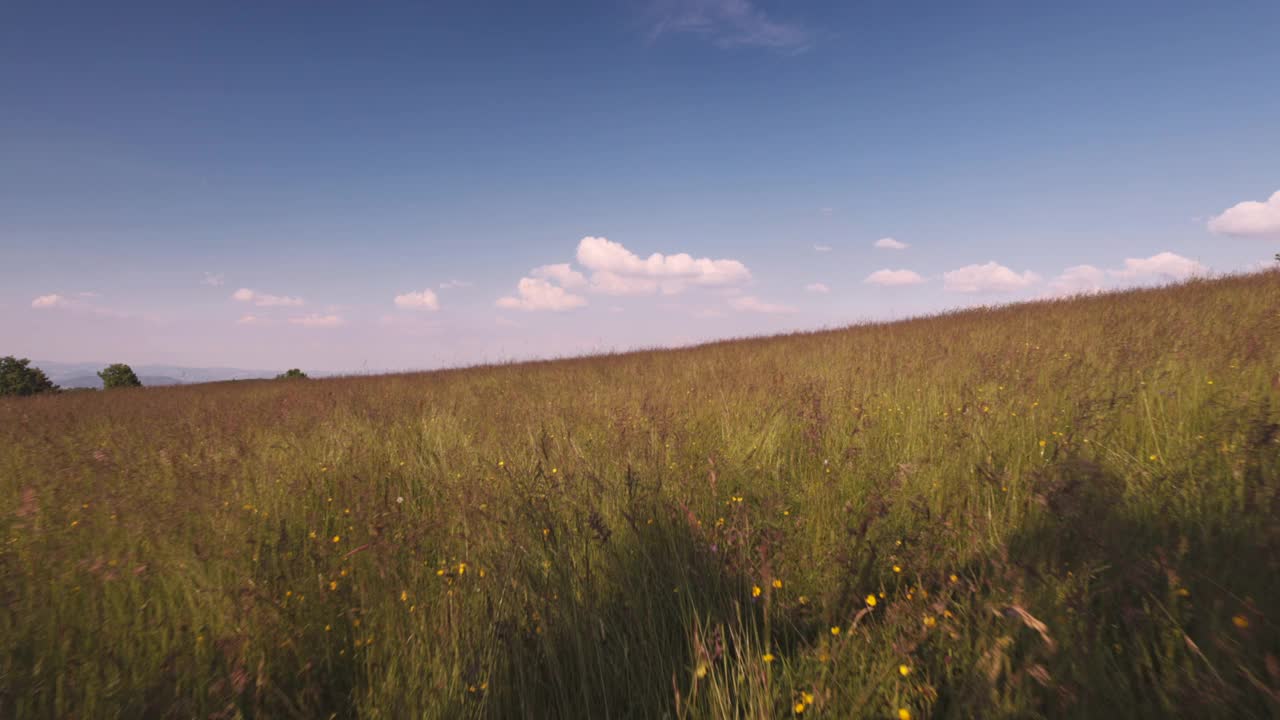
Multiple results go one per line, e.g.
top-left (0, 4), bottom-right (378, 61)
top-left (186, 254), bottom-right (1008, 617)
top-left (0, 356), bottom-right (59, 396)
top-left (98, 363), bottom-right (142, 389)
top-left (276, 368), bottom-right (309, 380)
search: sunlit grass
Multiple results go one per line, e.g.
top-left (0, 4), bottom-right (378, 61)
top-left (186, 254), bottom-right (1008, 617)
top-left (2, 270), bottom-right (1278, 718)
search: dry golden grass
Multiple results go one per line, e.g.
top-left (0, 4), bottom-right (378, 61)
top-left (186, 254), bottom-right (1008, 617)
top-left (3, 270), bottom-right (1279, 718)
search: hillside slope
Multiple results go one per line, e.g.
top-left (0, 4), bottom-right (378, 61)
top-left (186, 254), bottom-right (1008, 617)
top-left (2, 271), bottom-right (1278, 718)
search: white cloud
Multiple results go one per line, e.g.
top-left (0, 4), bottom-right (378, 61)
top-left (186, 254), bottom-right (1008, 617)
top-left (236, 314), bottom-right (264, 325)
top-left (1047, 265), bottom-right (1107, 295)
top-left (1208, 189), bottom-right (1280, 237)
top-left (729, 295), bottom-right (796, 314)
top-left (650, 0), bottom-right (809, 50)
top-left (865, 269), bottom-right (925, 287)
top-left (496, 277), bottom-right (588, 312)
top-left (531, 263), bottom-right (587, 288)
top-left (813, 244), bottom-right (832, 252)
top-left (588, 270), bottom-right (660, 296)
top-left (29, 292), bottom-right (128, 317)
top-left (202, 272), bottom-right (225, 287)
top-left (875, 237), bottom-right (908, 250)
top-left (1046, 253), bottom-right (1208, 297)
top-left (289, 314), bottom-right (344, 328)
top-left (439, 279), bottom-right (473, 290)
top-left (575, 236), bottom-right (750, 296)
top-left (394, 289), bottom-right (440, 311)
top-left (943, 262), bottom-right (1040, 293)
top-left (31, 294), bottom-right (68, 308)
top-left (1109, 252), bottom-right (1205, 280)
top-left (231, 288), bottom-right (304, 307)
top-left (577, 236), bottom-right (749, 285)
top-left (499, 236), bottom-right (751, 307)
top-left (804, 282), bottom-right (830, 294)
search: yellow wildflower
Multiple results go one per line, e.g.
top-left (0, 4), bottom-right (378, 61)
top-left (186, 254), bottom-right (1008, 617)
top-left (763, 653), bottom-right (775, 663)
top-left (773, 578), bottom-right (783, 589)
top-left (893, 565), bottom-right (902, 574)
top-left (898, 709), bottom-right (912, 720)
top-left (831, 626), bottom-right (841, 635)
top-left (899, 664), bottom-right (911, 677)
top-left (752, 585), bottom-right (762, 598)
top-left (923, 615), bottom-right (937, 628)
top-left (866, 594), bottom-right (877, 607)
top-left (1232, 615), bottom-right (1249, 629)
top-left (332, 535), bottom-right (340, 543)
top-left (794, 702), bottom-right (806, 713)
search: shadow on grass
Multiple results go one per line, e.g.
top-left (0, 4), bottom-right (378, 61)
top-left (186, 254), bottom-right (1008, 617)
top-left (999, 454), bottom-right (1280, 718)
top-left (481, 504), bottom-right (766, 719)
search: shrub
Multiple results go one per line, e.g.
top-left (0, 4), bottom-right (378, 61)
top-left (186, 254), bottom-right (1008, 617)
top-left (0, 356), bottom-right (59, 396)
top-left (98, 363), bottom-right (142, 389)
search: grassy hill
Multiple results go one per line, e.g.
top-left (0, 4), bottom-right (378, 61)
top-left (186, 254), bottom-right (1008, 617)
top-left (3, 271), bottom-right (1278, 719)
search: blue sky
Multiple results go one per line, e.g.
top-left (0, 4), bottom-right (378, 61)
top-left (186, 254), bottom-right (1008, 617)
top-left (3, 0), bottom-right (1279, 371)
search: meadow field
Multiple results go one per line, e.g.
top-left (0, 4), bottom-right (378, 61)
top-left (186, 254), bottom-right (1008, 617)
top-left (2, 270), bottom-right (1278, 719)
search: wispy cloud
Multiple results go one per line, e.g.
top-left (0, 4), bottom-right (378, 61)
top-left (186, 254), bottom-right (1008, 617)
top-left (202, 272), bottom-right (225, 287)
top-left (874, 237), bottom-right (908, 250)
top-left (232, 288), bottom-right (304, 307)
top-left (813, 244), bottom-right (832, 253)
top-left (729, 295), bottom-right (796, 314)
top-left (865, 269), bottom-right (925, 287)
top-left (31, 292), bottom-right (127, 317)
top-left (289, 314), bottom-right (344, 328)
top-left (804, 282), bottom-right (830, 294)
top-left (649, 0), bottom-right (809, 50)
top-left (438, 279), bottom-right (473, 290)
top-left (31, 293), bottom-right (69, 309)
top-left (1208, 189), bottom-right (1280, 237)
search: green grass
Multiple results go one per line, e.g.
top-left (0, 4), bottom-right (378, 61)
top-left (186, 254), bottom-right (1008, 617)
top-left (3, 270), bottom-right (1279, 719)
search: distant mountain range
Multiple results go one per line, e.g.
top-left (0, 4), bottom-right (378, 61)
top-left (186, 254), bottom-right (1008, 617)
top-left (32, 361), bottom-right (281, 389)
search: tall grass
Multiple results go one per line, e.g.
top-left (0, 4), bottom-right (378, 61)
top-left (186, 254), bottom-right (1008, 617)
top-left (3, 271), bottom-right (1278, 718)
